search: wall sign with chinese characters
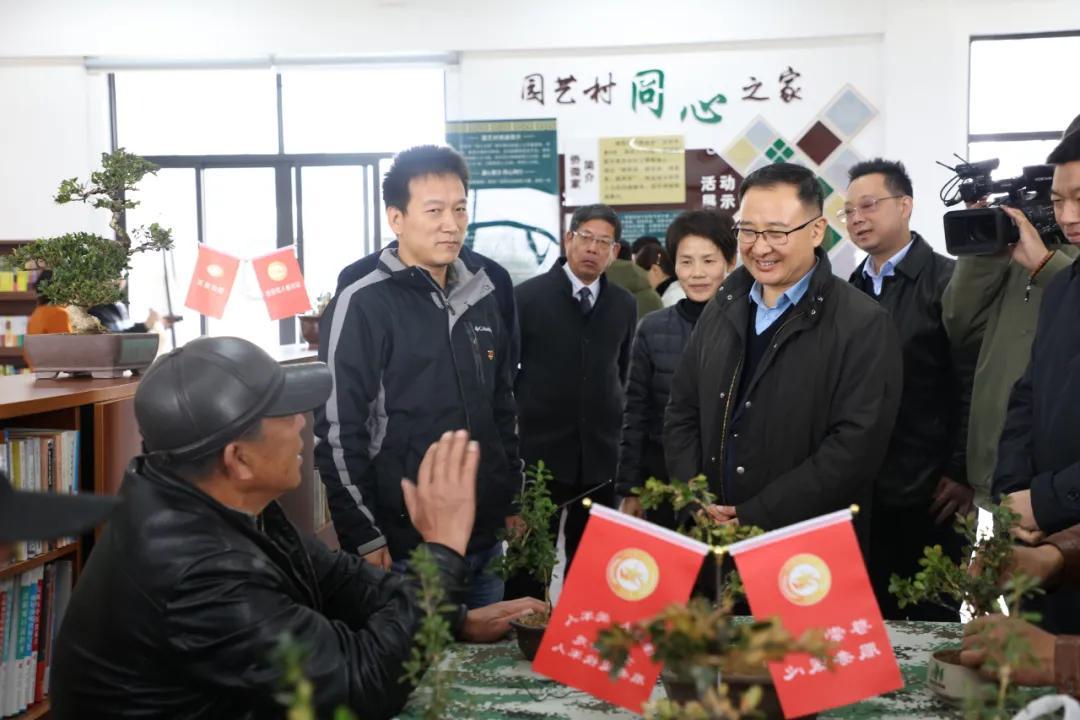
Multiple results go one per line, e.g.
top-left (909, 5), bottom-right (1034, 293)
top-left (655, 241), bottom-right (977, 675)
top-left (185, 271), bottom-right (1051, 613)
top-left (446, 118), bottom-right (558, 194)
top-left (454, 41), bottom-right (883, 278)
top-left (599, 135), bottom-right (685, 205)
top-left (520, 66), bottom-right (806, 125)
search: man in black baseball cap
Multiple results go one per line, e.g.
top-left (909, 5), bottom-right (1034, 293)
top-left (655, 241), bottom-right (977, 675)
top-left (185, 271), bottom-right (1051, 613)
top-left (51, 336), bottom-right (541, 719)
top-left (0, 470), bottom-right (117, 563)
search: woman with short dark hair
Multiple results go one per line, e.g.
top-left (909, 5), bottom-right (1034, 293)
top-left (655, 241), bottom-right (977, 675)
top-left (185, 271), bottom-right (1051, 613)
top-left (617, 210), bottom-right (736, 519)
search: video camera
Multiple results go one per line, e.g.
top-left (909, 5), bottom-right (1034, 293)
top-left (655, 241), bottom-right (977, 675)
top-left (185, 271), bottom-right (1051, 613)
top-left (938, 156), bottom-right (1062, 255)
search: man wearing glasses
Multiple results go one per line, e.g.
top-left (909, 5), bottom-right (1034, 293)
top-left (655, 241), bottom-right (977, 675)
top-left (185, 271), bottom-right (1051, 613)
top-left (844, 159), bottom-right (970, 620)
top-left (514, 204), bottom-right (637, 577)
top-left (665, 163), bottom-right (902, 554)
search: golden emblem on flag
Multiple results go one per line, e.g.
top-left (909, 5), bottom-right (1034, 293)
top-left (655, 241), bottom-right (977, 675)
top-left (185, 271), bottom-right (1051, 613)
top-left (267, 261), bottom-right (288, 282)
top-left (606, 548), bottom-right (660, 601)
top-left (778, 553), bottom-right (832, 606)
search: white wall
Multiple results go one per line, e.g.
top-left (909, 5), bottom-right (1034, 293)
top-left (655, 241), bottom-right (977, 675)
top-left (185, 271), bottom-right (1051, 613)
top-left (0, 0), bottom-right (1076, 250)
top-left (883, 0), bottom-right (1080, 247)
top-left (0, 61), bottom-right (110, 240)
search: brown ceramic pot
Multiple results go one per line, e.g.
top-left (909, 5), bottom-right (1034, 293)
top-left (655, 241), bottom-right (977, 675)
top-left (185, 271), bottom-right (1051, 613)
top-left (24, 332), bottom-right (160, 379)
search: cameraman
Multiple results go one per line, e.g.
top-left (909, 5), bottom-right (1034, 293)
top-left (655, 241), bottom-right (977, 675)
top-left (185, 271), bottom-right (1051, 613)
top-left (942, 115), bottom-right (1080, 511)
top-left (991, 115), bottom-right (1080, 635)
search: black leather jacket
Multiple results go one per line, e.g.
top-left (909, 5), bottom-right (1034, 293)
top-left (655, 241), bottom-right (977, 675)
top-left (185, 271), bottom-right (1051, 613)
top-left (52, 458), bottom-right (467, 719)
top-left (849, 232), bottom-right (968, 508)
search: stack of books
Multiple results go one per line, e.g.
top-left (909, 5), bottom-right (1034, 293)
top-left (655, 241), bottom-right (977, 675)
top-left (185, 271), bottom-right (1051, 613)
top-left (0, 430), bottom-right (81, 562)
top-left (0, 561), bottom-right (74, 717)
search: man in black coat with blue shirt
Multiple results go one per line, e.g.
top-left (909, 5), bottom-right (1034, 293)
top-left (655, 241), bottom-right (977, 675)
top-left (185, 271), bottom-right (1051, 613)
top-left (514, 204), bottom-right (637, 574)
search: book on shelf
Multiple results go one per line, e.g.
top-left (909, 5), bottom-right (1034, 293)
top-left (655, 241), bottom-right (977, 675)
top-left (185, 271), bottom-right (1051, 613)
top-left (0, 559), bottom-right (73, 718)
top-left (0, 318), bottom-right (28, 349)
top-left (0, 430), bottom-right (80, 563)
top-left (0, 366), bottom-right (29, 377)
top-left (0, 271), bottom-right (32, 294)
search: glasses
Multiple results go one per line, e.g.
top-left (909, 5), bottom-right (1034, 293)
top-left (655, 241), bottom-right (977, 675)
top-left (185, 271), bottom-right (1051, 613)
top-left (735, 215), bottom-right (822, 247)
top-left (572, 230), bottom-right (616, 248)
top-left (837, 195), bottom-right (905, 224)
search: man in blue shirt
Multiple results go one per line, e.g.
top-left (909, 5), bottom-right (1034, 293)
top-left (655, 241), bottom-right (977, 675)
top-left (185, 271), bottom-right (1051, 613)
top-left (665, 162), bottom-right (902, 554)
top-left (845, 159), bottom-right (969, 620)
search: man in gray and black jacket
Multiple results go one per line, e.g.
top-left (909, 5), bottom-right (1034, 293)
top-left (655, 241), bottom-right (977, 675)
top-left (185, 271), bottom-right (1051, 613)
top-left (314, 145), bottom-right (522, 609)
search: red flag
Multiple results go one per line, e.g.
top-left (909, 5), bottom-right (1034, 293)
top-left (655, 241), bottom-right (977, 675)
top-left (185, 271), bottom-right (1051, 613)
top-left (251, 247), bottom-right (311, 321)
top-left (729, 509), bottom-right (903, 718)
top-left (533, 504), bottom-right (709, 713)
top-left (185, 245), bottom-right (240, 319)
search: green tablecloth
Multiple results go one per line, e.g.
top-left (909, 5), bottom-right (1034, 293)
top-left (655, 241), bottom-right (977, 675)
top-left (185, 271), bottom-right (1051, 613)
top-left (397, 621), bottom-right (965, 719)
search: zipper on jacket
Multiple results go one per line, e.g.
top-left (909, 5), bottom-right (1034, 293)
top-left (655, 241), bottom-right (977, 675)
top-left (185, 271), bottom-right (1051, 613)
top-left (465, 324), bottom-right (486, 387)
top-left (423, 273), bottom-right (473, 433)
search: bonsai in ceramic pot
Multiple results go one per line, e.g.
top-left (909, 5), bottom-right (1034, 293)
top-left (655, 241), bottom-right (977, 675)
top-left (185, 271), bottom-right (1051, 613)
top-left (888, 503), bottom-right (1043, 714)
top-left (595, 597), bottom-right (831, 720)
top-left (491, 461), bottom-right (559, 661)
top-left (8, 149), bottom-right (173, 378)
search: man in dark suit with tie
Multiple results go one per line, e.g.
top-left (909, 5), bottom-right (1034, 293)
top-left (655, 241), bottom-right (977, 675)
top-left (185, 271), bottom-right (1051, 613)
top-left (514, 204), bottom-right (638, 576)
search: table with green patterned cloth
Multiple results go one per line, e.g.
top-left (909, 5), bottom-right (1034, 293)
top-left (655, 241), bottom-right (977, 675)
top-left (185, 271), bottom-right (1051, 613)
top-left (396, 621), bottom-right (966, 719)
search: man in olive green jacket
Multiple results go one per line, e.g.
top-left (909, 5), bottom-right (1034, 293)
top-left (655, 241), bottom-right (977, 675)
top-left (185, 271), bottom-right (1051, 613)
top-left (942, 217), bottom-right (1079, 508)
top-left (607, 249), bottom-right (664, 320)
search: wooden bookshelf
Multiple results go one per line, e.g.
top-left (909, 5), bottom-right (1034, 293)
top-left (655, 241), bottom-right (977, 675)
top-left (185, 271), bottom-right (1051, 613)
top-left (12, 698), bottom-right (49, 720)
top-left (0, 374), bottom-right (141, 720)
top-left (0, 544), bottom-right (78, 584)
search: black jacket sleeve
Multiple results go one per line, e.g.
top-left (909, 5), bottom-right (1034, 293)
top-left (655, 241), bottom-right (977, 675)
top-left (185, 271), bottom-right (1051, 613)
top-left (617, 318), bottom-right (654, 497)
top-left (738, 310), bottom-right (903, 529)
top-left (664, 319), bottom-right (704, 484)
top-left (989, 358), bottom-right (1079, 531)
top-left (313, 294), bottom-right (388, 556)
top-left (164, 540), bottom-right (467, 720)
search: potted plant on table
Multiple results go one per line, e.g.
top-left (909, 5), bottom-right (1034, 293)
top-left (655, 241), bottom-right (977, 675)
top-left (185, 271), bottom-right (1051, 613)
top-left (635, 476), bottom-right (763, 603)
top-left (6, 149), bottom-right (173, 378)
top-left (595, 597), bottom-right (832, 719)
top-left (491, 461), bottom-right (559, 661)
top-left (888, 503), bottom-right (1043, 714)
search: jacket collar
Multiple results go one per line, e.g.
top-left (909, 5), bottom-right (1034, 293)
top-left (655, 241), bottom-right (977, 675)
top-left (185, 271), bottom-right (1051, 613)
top-left (551, 257), bottom-right (610, 302)
top-left (131, 457), bottom-right (320, 607)
top-left (891, 231), bottom-right (934, 280)
top-left (378, 246), bottom-right (494, 315)
top-left (852, 231), bottom-right (933, 283)
top-left (718, 246), bottom-right (833, 323)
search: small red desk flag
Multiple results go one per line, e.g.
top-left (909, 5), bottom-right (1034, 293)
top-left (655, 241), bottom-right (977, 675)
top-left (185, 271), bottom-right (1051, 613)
top-left (532, 504), bottom-right (710, 713)
top-left (728, 508), bottom-right (903, 718)
top-left (184, 245), bottom-right (240, 319)
top-left (252, 247), bottom-right (311, 321)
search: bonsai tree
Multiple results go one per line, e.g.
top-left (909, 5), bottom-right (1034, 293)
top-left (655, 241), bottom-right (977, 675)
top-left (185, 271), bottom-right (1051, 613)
top-left (8, 148), bottom-right (173, 333)
top-left (889, 503), bottom-right (1042, 619)
top-left (889, 503), bottom-right (1044, 718)
top-left (636, 476), bottom-right (763, 603)
top-left (491, 461), bottom-right (559, 620)
top-left (595, 597), bottom-right (831, 719)
top-left (400, 544), bottom-right (459, 720)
